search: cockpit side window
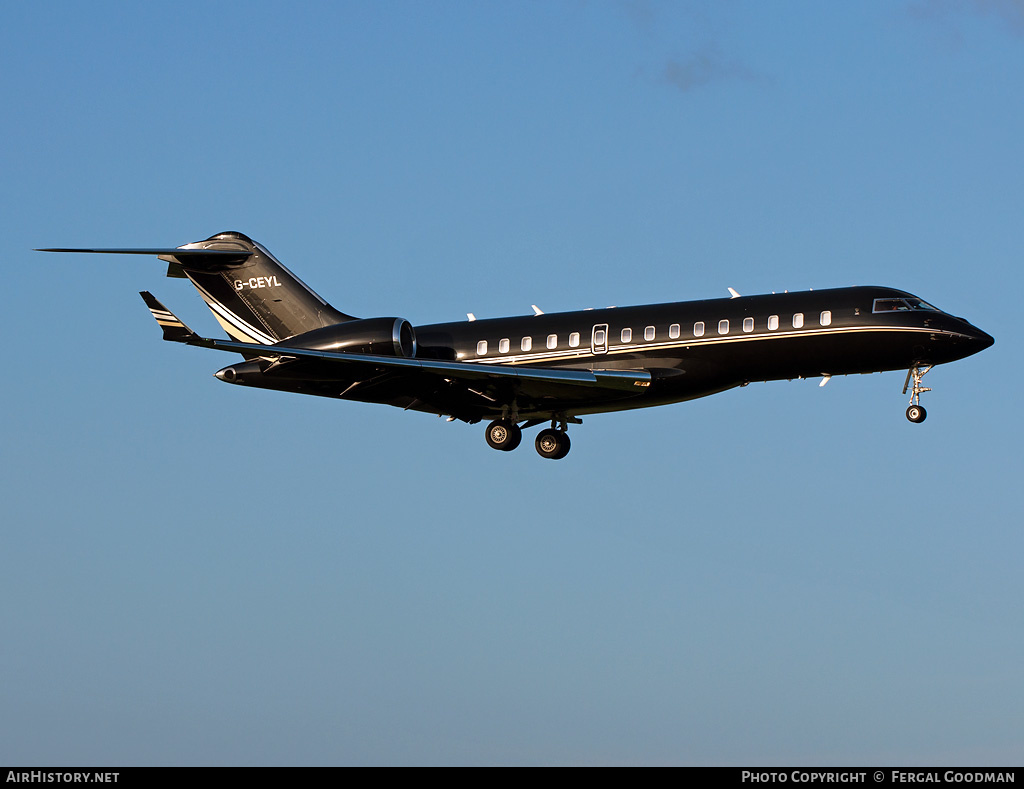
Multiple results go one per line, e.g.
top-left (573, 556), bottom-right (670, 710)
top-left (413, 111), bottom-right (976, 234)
top-left (873, 298), bottom-right (910, 312)
top-left (873, 297), bottom-right (941, 313)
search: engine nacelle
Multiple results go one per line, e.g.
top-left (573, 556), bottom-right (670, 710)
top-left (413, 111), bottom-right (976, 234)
top-left (281, 317), bottom-right (417, 358)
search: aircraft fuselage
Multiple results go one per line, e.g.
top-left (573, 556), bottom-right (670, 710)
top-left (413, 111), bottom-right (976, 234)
top-left (393, 285), bottom-right (993, 418)
top-left (40, 232), bottom-right (994, 458)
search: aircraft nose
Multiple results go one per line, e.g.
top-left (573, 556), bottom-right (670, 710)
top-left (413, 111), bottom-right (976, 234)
top-left (970, 326), bottom-right (995, 350)
top-left (962, 323), bottom-right (994, 354)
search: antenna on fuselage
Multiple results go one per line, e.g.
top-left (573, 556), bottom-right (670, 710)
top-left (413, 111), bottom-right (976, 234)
top-left (727, 287), bottom-right (741, 299)
top-left (467, 313), bottom-right (476, 322)
top-left (531, 305), bottom-right (544, 315)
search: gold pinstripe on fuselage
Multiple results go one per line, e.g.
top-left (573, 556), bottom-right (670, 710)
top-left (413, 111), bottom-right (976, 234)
top-left (461, 324), bottom-right (965, 368)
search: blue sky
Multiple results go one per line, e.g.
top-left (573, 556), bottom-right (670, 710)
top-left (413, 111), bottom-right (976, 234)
top-left (2, 0), bottom-right (1021, 766)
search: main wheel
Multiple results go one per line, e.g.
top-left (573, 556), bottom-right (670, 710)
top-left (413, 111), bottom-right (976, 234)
top-left (485, 420), bottom-right (522, 451)
top-left (535, 428), bottom-right (570, 459)
top-left (906, 404), bottom-right (927, 423)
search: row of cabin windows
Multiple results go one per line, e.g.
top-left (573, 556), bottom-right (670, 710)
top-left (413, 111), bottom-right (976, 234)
top-left (475, 311), bottom-right (833, 356)
top-left (478, 332), bottom-right (582, 356)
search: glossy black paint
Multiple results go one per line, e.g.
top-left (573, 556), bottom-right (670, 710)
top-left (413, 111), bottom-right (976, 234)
top-left (162, 232), bottom-right (354, 342)
top-left (226, 284), bottom-right (992, 422)
top-left (41, 233), bottom-right (994, 429)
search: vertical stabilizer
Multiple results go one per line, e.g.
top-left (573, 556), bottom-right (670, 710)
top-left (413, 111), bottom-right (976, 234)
top-left (165, 231), bottom-right (353, 343)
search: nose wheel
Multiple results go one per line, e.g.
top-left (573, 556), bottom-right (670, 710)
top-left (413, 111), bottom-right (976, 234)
top-left (906, 404), bottom-right (927, 423)
top-left (903, 364), bottom-right (932, 424)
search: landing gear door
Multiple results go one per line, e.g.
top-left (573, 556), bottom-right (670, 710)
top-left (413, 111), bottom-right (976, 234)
top-left (591, 323), bottom-right (608, 355)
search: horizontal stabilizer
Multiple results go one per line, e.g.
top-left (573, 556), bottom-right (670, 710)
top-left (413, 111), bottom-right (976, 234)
top-left (140, 291), bottom-right (197, 343)
top-left (37, 247), bottom-right (252, 265)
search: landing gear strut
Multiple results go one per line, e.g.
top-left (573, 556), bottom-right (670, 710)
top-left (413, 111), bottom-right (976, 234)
top-left (534, 414), bottom-right (577, 459)
top-left (903, 364), bottom-right (932, 423)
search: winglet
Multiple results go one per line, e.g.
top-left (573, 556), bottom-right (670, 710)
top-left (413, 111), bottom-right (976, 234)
top-left (140, 291), bottom-right (197, 343)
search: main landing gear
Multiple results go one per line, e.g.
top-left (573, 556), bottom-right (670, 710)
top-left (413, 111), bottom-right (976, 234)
top-left (484, 415), bottom-right (576, 459)
top-left (485, 420), bottom-right (522, 451)
top-left (535, 428), bottom-right (571, 460)
top-left (903, 364), bottom-right (932, 424)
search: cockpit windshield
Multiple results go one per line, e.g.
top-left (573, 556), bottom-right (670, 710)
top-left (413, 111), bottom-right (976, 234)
top-left (872, 297), bottom-right (940, 313)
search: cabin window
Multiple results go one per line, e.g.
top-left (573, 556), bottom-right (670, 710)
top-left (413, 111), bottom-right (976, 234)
top-left (820, 310), bottom-right (832, 327)
top-left (793, 313), bottom-right (804, 329)
top-left (621, 328), bottom-right (632, 343)
top-left (499, 338), bottom-right (510, 354)
top-left (569, 332), bottom-right (580, 348)
top-left (477, 340), bottom-right (487, 356)
top-left (768, 314), bottom-right (779, 330)
top-left (694, 321), bottom-right (705, 337)
top-left (644, 326), bottom-right (655, 341)
top-left (718, 319), bottom-right (729, 335)
top-left (669, 323), bottom-right (680, 339)
top-left (547, 334), bottom-right (557, 349)
top-left (743, 317), bottom-right (754, 333)
top-left (521, 336), bottom-right (532, 352)
top-left (593, 329), bottom-right (606, 345)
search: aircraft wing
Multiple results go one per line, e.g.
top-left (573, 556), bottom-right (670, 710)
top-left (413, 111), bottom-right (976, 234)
top-left (140, 293), bottom-right (652, 413)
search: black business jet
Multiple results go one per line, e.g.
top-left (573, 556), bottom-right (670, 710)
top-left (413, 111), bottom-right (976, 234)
top-left (39, 231), bottom-right (993, 459)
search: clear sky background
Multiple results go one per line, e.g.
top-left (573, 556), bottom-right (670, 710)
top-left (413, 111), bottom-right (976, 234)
top-left (2, 0), bottom-right (1021, 766)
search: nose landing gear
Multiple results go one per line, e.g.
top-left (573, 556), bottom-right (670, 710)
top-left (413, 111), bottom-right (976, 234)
top-left (903, 364), bottom-right (932, 423)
